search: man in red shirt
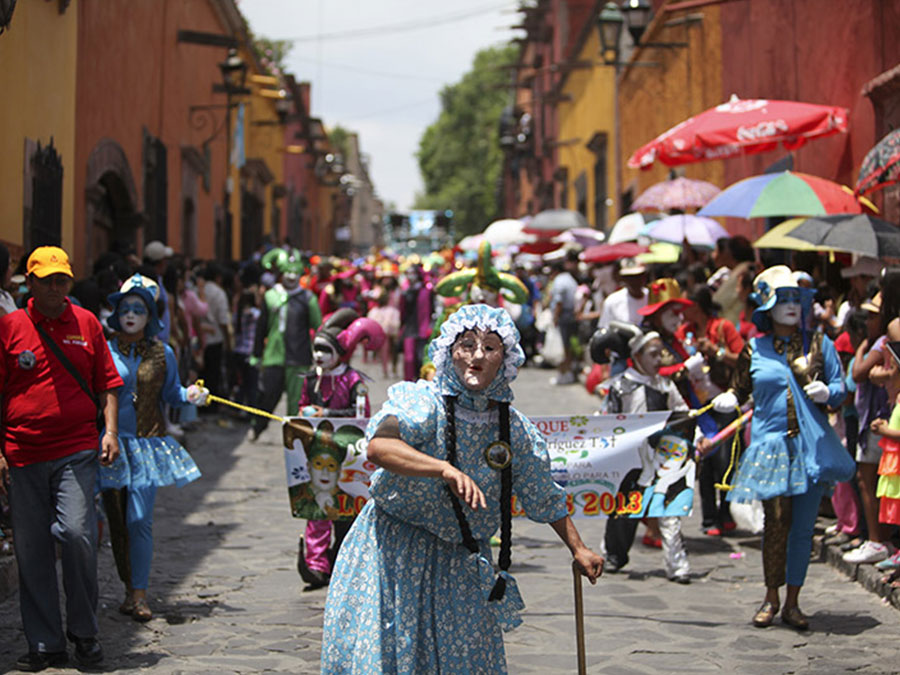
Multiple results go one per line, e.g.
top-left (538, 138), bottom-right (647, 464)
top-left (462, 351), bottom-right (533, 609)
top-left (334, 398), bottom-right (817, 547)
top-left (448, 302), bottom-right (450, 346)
top-left (0, 247), bottom-right (122, 672)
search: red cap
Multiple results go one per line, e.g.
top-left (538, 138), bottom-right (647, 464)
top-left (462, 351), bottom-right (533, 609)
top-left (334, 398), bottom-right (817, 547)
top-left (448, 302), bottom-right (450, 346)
top-left (834, 331), bottom-right (853, 354)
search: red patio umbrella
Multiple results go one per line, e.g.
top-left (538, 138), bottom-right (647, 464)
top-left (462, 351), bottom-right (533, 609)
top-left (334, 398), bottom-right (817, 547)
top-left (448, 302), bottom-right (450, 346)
top-left (581, 242), bottom-right (649, 264)
top-left (628, 96), bottom-right (848, 171)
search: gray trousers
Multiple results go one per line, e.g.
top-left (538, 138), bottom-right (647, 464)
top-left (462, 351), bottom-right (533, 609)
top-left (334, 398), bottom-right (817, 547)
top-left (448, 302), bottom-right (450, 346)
top-left (10, 448), bottom-right (99, 652)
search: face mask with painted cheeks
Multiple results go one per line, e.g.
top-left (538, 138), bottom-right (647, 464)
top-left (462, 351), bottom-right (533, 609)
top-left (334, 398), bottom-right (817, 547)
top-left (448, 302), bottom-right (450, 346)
top-left (451, 328), bottom-right (504, 391)
top-left (771, 288), bottom-right (802, 327)
top-left (118, 296), bottom-right (150, 335)
top-left (313, 340), bottom-right (340, 372)
top-left (633, 338), bottom-right (664, 376)
top-left (658, 306), bottom-right (683, 336)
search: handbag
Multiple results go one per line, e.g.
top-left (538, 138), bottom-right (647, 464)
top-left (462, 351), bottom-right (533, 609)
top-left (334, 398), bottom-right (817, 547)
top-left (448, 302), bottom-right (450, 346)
top-left (28, 310), bottom-right (105, 432)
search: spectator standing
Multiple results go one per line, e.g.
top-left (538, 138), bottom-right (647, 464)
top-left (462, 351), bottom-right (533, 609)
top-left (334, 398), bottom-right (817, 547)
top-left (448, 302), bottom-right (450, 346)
top-left (598, 258), bottom-right (649, 329)
top-left (142, 241), bottom-right (173, 343)
top-left (198, 264), bottom-right (232, 399)
top-left (0, 247), bottom-right (123, 671)
top-left (710, 236), bottom-right (756, 326)
top-left (549, 250), bottom-right (580, 385)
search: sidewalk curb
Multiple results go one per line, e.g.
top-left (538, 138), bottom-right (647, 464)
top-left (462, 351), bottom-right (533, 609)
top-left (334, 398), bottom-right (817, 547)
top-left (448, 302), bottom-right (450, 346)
top-left (813, 535), bottom-right (900, 610)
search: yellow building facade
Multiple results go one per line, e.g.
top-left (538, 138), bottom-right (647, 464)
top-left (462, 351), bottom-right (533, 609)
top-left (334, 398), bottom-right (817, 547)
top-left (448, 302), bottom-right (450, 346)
top-left (0, 1), bottom-right (78, 261)
top-left (556, 26), bottom-right (617, 230)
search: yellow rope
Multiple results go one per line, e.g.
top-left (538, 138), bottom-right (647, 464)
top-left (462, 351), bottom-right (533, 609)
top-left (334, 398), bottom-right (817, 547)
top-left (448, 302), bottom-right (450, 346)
top-left (714, 406), bottom-right (745, 491)
top-left (194, 379), bottom-right (288, 423)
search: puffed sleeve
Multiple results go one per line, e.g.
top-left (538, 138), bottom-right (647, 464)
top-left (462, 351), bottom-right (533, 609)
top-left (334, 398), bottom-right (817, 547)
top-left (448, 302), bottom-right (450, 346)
top-left (511, 410), bottom-right (568, 523)
top-left (365, 380), bottom-right (440, 452)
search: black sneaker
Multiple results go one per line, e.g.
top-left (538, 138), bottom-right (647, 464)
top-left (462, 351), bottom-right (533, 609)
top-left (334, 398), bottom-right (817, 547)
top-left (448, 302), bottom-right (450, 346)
top-left (66, 632), bottom-right (104, 668)
top-left (15, 651), bottom-right (68, 672)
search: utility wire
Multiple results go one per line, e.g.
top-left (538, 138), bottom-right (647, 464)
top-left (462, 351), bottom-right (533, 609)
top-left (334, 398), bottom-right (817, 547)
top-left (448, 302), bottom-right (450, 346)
top-left (291, 55), bottom-right (445, 83)
top-left (277, 2), bottom-right (513, 42)
top-left (341, 97), bottom-right (438, 122)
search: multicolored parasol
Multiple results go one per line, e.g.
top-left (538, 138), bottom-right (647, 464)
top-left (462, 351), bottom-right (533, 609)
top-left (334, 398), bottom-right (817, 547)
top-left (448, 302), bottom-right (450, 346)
top-left (856, 128), bottom-right (900, 197)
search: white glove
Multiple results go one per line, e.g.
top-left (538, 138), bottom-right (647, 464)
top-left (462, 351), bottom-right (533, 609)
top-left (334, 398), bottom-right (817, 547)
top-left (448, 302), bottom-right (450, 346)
top-left (684, 353), bottom-right (705, 377)
top-left (803, 380), bottom-right (830, 404)
top-left (711, 390), bottom-right (738, 413)
top-left (186, 384), bottom-right (210, 407)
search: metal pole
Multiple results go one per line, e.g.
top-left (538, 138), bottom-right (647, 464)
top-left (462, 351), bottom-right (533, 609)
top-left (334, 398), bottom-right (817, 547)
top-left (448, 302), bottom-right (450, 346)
top-left (572, 561), bottom-right (587, 675)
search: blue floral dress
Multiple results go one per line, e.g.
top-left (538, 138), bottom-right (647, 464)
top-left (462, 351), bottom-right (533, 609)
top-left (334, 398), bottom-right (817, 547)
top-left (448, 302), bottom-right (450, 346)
top-left (99, 338), bottom-right (200, 491)
top-left (321, 305), bottom-right (568, 674)
top-left (728, 332), bottom-right (854, 503)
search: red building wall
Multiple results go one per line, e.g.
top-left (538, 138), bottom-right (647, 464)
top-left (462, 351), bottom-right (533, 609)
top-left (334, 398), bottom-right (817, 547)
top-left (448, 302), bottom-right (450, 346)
top-left (719, 0), bottom-right (900, 237)
top-left (75, 0), bottom-right (234, 272)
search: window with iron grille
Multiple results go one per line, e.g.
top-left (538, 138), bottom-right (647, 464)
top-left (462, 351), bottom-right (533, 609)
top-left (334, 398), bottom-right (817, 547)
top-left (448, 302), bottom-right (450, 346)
top-left (26, 138), bottom-right (63, 250)
top-left (143, 130), bottom-right (168, 244)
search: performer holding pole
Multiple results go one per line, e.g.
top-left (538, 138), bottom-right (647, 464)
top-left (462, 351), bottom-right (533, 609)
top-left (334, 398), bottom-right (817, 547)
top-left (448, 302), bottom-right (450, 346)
top-left (320, 304), bottom-right (603, 673)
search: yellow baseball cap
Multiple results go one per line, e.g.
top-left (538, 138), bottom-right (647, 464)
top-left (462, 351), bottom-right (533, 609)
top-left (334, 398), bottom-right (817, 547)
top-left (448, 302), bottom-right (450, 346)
top-left (27, 246), bottom-right (74, 278)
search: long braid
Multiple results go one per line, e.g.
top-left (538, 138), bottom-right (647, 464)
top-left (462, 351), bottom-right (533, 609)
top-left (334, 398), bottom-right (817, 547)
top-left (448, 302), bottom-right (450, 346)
top-left (444, 396), bottom-right (478, 554)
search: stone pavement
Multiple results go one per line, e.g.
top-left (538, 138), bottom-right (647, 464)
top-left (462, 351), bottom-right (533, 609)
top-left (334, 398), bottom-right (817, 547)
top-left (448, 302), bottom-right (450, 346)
top-left (0, 363), bottom-right (898, 674)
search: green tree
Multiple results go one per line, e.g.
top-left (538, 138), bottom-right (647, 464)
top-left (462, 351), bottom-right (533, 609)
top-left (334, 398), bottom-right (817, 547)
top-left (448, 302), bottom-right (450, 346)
top-left (415, 44), bottom-right (517, 239)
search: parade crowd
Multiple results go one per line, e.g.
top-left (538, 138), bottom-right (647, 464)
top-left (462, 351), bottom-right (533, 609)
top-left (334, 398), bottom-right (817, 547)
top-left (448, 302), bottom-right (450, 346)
top-left (1, 232), bottom-right (899, 672)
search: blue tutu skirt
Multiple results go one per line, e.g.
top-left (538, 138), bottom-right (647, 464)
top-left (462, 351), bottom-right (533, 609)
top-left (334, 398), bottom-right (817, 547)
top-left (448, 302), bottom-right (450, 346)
top-left (728, 435), bottom-right (809, 504)
top-left (98, 435), bottom-right (201, 491)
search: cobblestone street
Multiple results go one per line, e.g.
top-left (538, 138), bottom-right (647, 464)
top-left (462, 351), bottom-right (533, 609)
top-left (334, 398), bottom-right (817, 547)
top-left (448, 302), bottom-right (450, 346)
top-left (1, 365), bottom-right (899, 674)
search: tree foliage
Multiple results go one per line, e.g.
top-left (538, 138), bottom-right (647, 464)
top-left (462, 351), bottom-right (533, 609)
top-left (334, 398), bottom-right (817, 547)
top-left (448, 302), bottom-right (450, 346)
top-left (415, 44), bottom-right (517, 239)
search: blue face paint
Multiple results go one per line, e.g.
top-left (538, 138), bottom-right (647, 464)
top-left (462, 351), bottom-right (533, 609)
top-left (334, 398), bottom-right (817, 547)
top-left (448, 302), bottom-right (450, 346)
top-left (776, 288), bottom-right (802, 305)
top-left (118, 298), bottom-right (149, 316)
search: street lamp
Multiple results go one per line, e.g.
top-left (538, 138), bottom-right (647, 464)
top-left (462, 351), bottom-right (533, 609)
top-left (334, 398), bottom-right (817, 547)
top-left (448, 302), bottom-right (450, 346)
top-left (219, 48), bottom-right (248, 94)
top-left (218, 48), bottom-right (246, 261)
top-left (597, 2), bottom-right (624, 66)
top-left (623, 0), bottom-right (652, 44)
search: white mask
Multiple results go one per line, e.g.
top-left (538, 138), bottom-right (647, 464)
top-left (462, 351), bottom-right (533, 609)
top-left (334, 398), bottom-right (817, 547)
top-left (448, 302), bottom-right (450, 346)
top-left (659, 307), bottom-right (683, 336)
top-left (771, 301), bottom-right (801, 326)
top-left (118, 297), bottom-right (150, 335)
top-left (633, 339), bottom-right (663, 376)
top-left (282, 272), bottom-right (300, 290)
top-left (313, 341), bottom-right (340, 372)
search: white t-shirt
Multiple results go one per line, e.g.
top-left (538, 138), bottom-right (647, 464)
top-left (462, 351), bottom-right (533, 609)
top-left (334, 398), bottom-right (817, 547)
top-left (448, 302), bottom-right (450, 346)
top-left (598, 287), bottom-right (648, 328)
top-left (203, 281), bottom-right (231, 346)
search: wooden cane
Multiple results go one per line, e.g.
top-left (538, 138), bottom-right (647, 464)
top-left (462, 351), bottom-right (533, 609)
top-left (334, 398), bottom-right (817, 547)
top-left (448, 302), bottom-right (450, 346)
top-left (572, 561), bottom-right (587, 675)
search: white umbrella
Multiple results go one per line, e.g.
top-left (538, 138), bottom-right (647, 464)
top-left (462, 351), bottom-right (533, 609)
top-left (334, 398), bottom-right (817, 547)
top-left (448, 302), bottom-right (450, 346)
top-left (554, 227), bottom-right (606, 246)
top-left (607, 213), bottom-right (647, 244)
top-left (482, 219), bottom-right (535, 247)
top-left (457, 234), bottom-right (485, 252)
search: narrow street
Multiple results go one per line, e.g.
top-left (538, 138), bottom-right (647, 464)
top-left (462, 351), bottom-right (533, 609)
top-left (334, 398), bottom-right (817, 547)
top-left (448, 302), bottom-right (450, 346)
top-left (1, 363), bottom-right (898, 674)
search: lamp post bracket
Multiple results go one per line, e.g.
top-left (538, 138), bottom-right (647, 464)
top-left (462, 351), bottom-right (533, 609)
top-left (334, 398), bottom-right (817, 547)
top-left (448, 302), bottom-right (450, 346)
top-left (177, 30), bottom-right (237, 48)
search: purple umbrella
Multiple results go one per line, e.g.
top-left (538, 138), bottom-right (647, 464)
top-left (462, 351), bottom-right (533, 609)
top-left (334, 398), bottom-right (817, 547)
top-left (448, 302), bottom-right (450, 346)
top-left (643, 214), bottom-right (729, 248)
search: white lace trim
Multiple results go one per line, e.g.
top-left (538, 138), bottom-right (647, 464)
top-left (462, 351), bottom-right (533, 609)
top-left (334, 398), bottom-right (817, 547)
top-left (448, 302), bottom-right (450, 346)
top-left (431, 310), bottom-right (524, 381)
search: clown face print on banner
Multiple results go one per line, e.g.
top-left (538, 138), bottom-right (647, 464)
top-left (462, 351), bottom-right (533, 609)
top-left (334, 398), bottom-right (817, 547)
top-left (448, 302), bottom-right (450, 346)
top-left (118, 296), bottom-right (150, 335)
top-left (283, 419), bottom-right (367, 520)
top-left (452, 328), bottom-right (504, 391)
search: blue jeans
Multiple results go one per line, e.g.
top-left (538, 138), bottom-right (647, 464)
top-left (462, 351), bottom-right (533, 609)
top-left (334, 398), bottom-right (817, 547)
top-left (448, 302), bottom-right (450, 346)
top-left (10, 449), bottom-right (99, 652)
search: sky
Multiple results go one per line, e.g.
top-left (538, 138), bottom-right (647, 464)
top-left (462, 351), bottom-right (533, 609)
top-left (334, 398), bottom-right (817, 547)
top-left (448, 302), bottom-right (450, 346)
top-left (238, 0), bottom-right (520, 211)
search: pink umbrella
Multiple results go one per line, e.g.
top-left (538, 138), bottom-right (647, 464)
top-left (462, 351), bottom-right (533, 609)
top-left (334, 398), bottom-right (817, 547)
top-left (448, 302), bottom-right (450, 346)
top-left (628, 96), bottom-right (848, 171)
top-left (632, 177), bottom-right (721, 212)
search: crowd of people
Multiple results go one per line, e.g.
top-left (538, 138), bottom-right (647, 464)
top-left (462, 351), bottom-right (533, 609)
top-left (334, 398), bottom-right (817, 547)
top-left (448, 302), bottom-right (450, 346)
top-left (1, 231), bottom-right (899, 671)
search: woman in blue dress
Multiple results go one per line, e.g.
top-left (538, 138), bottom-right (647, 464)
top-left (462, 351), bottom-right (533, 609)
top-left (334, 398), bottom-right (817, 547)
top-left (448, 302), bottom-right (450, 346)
top-left (99, 274), bottom-right (208, 622)
top-left (711, 266), bottom-right (854, 629)
top-left (321, 304), bottom-right (604, 673)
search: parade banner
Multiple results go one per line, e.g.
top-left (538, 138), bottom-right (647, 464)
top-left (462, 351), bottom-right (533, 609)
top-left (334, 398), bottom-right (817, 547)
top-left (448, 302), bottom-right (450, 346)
top-left (282, 412), bottom-right (695, 521)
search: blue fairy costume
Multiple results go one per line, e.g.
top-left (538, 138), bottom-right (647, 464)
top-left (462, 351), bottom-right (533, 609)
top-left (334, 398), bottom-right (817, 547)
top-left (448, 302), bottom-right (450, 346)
top-left (321, 304), bottom-right (568, 674)
top-left (725, 265), bottom-right (854, 595)
top-left (99, 274), bottom-right (201, 600)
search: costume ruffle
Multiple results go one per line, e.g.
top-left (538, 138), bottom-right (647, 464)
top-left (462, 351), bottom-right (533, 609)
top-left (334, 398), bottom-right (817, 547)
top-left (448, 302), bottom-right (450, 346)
top-left (728, 435), bottom-right (808, 503)
top-left (878, 440), bottom-right (900, 475)
top-left (878, 495), bottom-right (900, 525)
top-left (98, 434), bottom-right (201, 491)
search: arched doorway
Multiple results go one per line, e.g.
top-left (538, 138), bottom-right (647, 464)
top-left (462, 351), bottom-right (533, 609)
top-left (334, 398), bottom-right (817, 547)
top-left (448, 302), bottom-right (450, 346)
top-left (85, 138), bottom-right (140, 271)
